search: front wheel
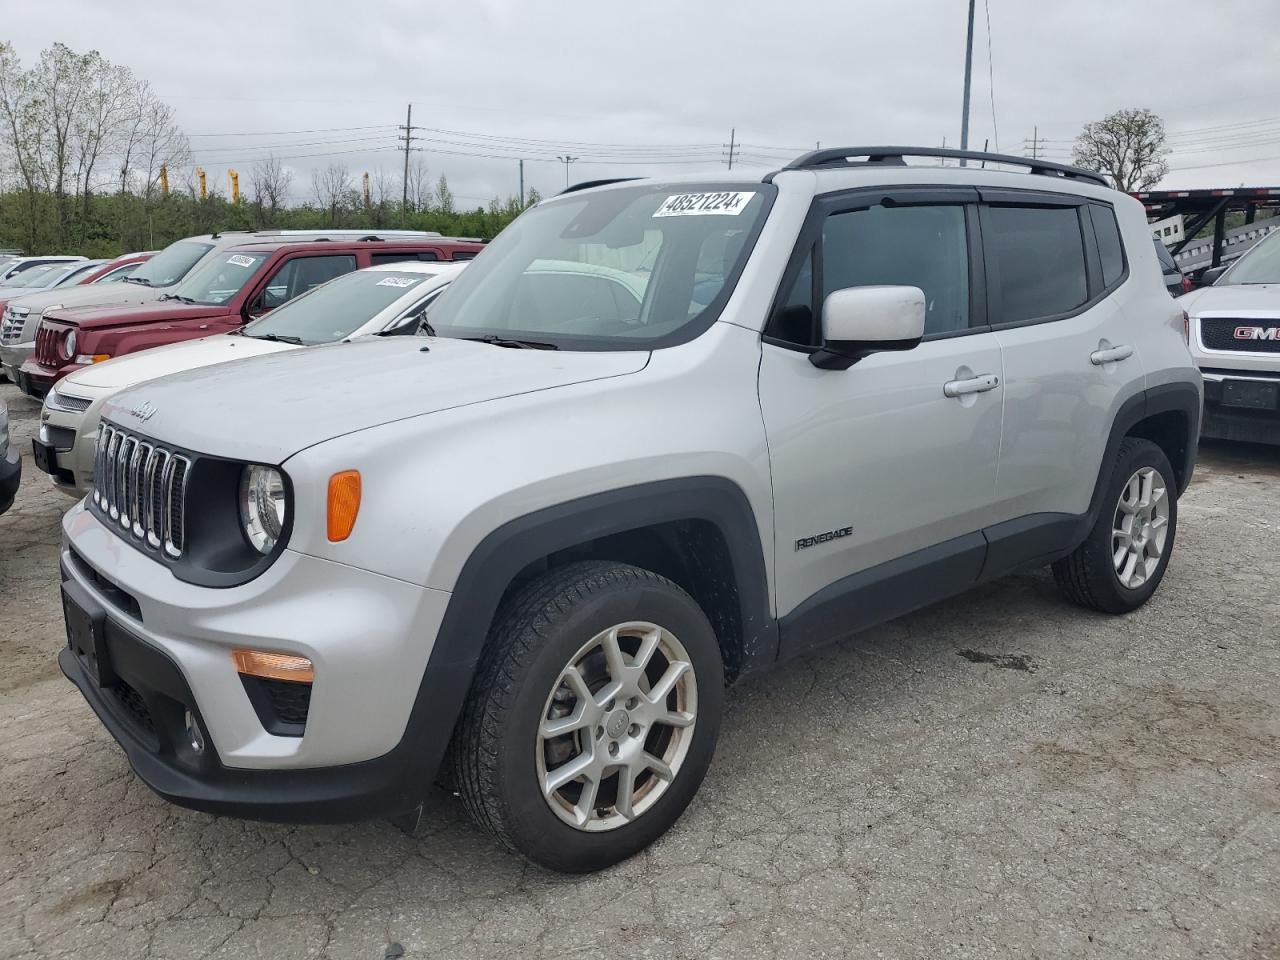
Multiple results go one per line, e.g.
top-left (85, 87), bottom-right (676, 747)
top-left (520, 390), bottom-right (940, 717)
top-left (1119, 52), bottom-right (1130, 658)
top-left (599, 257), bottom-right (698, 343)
top-left (1053, 437), bottom-right (1178, 613)
top-left (451, 560), bottom-right (724, 872)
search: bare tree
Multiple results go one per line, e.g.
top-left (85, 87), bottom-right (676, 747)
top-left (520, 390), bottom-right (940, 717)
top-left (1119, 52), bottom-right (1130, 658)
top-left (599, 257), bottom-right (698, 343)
top-left (250, 155), bottom-right (293, 227)
top-left (71, 59), bottom-right (135, 244)
top-left (0, 42), bottom-right (45, 249)
top-left (311, 161), bottom-right (353, 225)
top-left (405, 155), bottom-right (431, 214)
top-left (371, 168), bottom-right (396, 227)
top-left (1073, 108), bottom-right (1169, 192)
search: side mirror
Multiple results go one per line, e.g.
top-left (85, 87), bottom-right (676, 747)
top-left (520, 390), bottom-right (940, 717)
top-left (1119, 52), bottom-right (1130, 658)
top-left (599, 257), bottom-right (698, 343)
top-left (1198, 265), bottom-right (1227, 287)
top-left (809, 285), bottom-right (926, 370)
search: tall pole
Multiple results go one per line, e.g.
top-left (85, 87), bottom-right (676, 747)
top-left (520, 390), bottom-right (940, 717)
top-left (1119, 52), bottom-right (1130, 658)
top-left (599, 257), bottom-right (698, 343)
top-left (1032, 125), bottom-right (1038, 160)
top-left (725, 127), bottom-right (737, 169)
top-left (557, 155), bottom-right (578, 187)
top-left (519, 159), bottom-right (525, 207)
top-left (959, 0), bottom-right (976, 166)
top-left (399, 104), bottom-right (416, 225)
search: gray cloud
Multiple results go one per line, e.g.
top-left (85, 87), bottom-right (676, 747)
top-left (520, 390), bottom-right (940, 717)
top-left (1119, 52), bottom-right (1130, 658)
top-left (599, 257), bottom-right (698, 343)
top-left (6, 0), bottom-right (1279, 205)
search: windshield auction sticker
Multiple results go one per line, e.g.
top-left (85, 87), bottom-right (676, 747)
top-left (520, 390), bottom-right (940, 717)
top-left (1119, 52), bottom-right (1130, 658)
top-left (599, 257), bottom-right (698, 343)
top-left (653, 191), bottom-right (755, 217)
top-left (375, 276), bottom-right (420, 288)
top-left (226, 254), bottom-right (257, 268)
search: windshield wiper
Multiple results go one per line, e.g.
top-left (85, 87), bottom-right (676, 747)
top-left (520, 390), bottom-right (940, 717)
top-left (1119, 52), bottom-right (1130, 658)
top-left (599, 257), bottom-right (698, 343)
top-left (464, 334), bottom-right (559, 350)
top-left (122, 275), bottom-right (151, 285)
top-left (159, 293), bottom-right (196, 304)
top-left (245, 332), bottom-right (304, 345)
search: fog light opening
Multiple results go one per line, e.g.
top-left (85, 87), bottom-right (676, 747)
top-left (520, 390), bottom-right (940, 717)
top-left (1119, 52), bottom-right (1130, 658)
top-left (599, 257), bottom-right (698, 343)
top-left (184, 710), bottom-right (206, 754)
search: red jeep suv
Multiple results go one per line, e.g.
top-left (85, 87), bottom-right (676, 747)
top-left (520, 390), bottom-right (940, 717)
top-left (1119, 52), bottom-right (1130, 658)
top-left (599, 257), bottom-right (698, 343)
top-left (18, 236), bottom-right (483, 397)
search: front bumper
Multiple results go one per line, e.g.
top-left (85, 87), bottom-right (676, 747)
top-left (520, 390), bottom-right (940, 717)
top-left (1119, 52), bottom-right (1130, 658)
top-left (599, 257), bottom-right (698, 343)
top-left (16, 357), bottom-right (67, 399)
top-left (1202, 373), bottom-right (1280, 445)
top-left (0, 441), bottom-right (19, 514)
top-left (0, 341), bottom-right (32, 381)
top-left (60, 502), bottom-right (457, 822)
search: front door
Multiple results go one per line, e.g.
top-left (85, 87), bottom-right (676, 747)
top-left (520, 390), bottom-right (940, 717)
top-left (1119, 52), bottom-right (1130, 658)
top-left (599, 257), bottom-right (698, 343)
top-left (758, 190), bottom-right (1004, 641)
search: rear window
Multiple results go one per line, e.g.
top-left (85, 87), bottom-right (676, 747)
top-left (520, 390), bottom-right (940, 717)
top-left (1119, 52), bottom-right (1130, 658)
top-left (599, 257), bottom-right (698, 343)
top-left (985, 205), bottom-right (1088, 324)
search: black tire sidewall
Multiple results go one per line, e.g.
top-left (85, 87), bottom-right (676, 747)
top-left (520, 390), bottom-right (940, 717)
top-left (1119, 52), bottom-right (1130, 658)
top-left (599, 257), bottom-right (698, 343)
top-left (495, 577), bottom-right (724, 873)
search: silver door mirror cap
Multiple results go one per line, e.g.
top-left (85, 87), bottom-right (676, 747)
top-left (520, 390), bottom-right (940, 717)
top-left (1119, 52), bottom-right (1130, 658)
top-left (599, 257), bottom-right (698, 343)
top-left (811, 285), bottom-right (926, 370)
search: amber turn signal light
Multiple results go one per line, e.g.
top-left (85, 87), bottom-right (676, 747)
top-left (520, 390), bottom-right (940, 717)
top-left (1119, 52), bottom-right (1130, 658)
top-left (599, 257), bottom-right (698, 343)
top-left (327, 470), bottom-right (361, 542)
top-left (231, 649), bottom-right (314, 683)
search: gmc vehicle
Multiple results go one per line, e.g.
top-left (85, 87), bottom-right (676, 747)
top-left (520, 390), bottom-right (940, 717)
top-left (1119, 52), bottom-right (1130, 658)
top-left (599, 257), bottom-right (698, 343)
top-left (18, 235), bottom-right (482, 397)
top-left (59, 148), bottom-right (1200, 872)
top-left (0, 231), bottom-right (444, 386)
top-left (1180, 227), bottom-right (1280, 444)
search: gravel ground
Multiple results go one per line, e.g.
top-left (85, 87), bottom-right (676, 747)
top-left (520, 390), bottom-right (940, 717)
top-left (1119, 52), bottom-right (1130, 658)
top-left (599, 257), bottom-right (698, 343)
top-left (1, 379), bottom-right (1278, 960)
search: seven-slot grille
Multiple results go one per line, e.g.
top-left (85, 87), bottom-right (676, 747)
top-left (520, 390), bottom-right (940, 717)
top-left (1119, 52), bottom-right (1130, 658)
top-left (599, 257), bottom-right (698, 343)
top-left (92, 423), bottom-right (190, 558)
top-left (0, 308), bottom-right (27, 345)
top-left (34, 323), bottom-right (63, 365)
top-left (1200, 317), bottom-right (1280, 354)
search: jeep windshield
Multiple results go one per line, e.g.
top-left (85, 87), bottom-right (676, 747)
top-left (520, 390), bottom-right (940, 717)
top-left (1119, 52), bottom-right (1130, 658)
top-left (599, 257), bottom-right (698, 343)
top-left (168, 250), bottom-right (271, 306)
top-left (426, 183), bottom-right (773, 349)
top-left (125, 240), bottom-right (214, 288)
top-left (1220, 229), bottom-right (1280, 285)
top-left (243, 267), bottom-right (445, 345)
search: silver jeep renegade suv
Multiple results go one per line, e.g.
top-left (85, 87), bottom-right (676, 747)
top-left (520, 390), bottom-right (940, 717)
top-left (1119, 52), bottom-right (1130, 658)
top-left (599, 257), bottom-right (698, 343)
top-left (59, 147), bottom-right (1202, 872)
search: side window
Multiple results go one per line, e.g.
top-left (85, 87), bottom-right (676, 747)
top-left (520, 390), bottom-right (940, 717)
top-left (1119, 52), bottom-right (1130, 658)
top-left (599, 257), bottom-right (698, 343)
top-left (257, 254), bottom-right (358, 312)
top-left (371, 251), bottom-right (439, 265)
top-left (984, 205), bottom-right (1088, 324)
top-left (822, 204), bottom-right (970, 336)
top-left (1090, 205), bottom-right (1126, 288)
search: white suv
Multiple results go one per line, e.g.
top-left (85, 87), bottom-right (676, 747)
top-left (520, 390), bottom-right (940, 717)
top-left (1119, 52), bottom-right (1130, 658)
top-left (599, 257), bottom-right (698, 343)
top-left (58, 148), bottom-right (1202, 872)
top-left (1180, 228), bottom-right (1280, 444)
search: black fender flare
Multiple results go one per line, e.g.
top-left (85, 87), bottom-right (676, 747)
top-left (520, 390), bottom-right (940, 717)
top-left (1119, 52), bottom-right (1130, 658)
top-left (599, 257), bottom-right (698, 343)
top-left (1086, 381), bottom-right (1201, 527)
top-left (391, 476), bottom-right (776, 803)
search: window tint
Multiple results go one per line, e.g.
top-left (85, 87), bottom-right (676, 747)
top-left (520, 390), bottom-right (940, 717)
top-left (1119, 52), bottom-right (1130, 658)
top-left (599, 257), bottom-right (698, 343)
top-left (985, 205), bottom-right (1087, 323)
top-left (371, 251), bottom-right (439, 265)
top-left (770, 248), bottom-right (814, 345)
top-left (1091, 205), bottom-right (1125, 286)
top-left (257, 254), bottom-right (358, 311)
top-left (823, 205), bottom-right (969, 336)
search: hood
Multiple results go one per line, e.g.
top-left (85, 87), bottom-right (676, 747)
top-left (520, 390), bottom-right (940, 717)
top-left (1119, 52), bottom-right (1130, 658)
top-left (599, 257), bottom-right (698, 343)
top-left (102, 336), bottom-right (650, 463)
top-left (59, 333), bottom-right (296, 390)
top-left (48, 299), bottom-right (229, 331)
top-left (7, 281), bottom-right (162, 315)
top-left (1180, 284), bottom-right (1280, 316)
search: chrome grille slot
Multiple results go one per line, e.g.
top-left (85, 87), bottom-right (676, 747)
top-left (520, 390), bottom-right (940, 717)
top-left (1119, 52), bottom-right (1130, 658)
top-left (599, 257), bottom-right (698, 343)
top-left (91, 422), bottom-right (190, 560)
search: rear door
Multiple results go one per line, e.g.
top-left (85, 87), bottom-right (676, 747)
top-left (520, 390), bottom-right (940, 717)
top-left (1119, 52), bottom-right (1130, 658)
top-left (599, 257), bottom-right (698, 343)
top-left (759, 187), bottom-right (1004, 628)
top-left (983, 193), bottom-right (1140, 528)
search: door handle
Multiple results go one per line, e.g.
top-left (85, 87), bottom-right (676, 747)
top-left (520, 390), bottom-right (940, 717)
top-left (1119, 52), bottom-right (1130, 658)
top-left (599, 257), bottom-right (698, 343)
top-left (942, 373), bottom-right (1000, 398)
top-left (1090, 344), bottom-right (1133, 365)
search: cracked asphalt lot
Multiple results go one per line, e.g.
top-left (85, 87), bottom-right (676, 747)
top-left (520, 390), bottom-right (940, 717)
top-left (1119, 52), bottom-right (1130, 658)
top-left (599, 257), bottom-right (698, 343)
top-left (2, 379), bottom-right (1279, 959)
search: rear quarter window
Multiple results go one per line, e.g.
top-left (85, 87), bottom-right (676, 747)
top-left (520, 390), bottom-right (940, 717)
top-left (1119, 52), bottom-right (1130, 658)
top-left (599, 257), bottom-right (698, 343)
top-left (984, 205), bottom-right (1089, 324)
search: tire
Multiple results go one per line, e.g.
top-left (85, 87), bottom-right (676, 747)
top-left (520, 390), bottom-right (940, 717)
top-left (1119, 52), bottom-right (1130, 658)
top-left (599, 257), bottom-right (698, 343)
top-left (451, 560), bottom-right (724, 872)
top-left (1052, 437), bottom-right (1178, 614)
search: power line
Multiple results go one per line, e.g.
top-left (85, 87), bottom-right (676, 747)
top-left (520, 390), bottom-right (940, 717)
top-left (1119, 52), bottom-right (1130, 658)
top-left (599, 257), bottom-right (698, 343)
top-left (187, 123), bottom-right (396, 138)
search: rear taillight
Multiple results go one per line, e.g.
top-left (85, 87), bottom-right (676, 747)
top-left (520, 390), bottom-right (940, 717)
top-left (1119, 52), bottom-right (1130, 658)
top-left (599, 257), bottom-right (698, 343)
top-left (1182, 276), bottom-right (1193, 295)
top-left (1182, 310), bottom-right (1190, 346)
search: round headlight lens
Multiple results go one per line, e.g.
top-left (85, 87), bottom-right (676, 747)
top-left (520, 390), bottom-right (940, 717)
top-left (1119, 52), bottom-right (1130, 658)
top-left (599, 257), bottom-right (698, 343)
top-left (64, 330), bottom-right (77, 358)
top-left (240, 465), bottom-right (287, 555)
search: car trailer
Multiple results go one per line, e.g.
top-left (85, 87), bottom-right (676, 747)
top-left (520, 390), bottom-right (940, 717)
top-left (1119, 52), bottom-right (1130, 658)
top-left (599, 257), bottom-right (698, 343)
top-left (1132, 186), bottom-right (1280, 282)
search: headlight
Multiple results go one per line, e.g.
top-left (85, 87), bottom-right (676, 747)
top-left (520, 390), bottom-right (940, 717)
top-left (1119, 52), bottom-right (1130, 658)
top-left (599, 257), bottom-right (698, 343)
top-left (240, 465), bottom-right (287, 554)
top-left (64, 330), bottom-right (77, 358)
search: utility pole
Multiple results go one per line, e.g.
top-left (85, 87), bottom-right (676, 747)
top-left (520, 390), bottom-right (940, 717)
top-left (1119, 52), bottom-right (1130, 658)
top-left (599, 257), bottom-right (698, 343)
top-left (959, 0), bottom-right (976, 166)
top-left (723, 128), bottom-right (737, 169)
top-left (398, 104), bottom-right (418, 225)
top-left (1023, 128), bottom-right (1050, 160)
top-left (1032, 125), bottom-right (1037, 159)
top-left (557, 155), bottom-right (578, 187)
top-left (519, 159), bottom-right (525, 207)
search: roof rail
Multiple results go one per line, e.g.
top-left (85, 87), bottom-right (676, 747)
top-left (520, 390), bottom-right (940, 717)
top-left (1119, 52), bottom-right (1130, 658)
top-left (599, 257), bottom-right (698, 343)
top-left (783, 146), bottom-right (1109, 187)
top-left (560, 177), bottom-right (643, 195)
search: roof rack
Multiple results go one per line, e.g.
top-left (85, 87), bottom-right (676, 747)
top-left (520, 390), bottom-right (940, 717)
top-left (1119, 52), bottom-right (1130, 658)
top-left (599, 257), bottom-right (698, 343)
top-left (783, 146), bottom-right (1109, 187)
top-left (561, 177), bottom-right (643, 195)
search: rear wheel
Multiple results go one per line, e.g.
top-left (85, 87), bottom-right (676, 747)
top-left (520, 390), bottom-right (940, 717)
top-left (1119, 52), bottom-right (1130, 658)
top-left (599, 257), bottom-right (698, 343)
top-left (451, 560), bottom-right (724, 872)
top-left (1053, 437), bottom-right (1178, 613)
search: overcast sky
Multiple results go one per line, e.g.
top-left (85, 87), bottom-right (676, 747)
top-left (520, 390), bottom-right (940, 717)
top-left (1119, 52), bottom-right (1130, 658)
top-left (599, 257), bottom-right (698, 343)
top-left (7, 0), bottom-right (1280, 205)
